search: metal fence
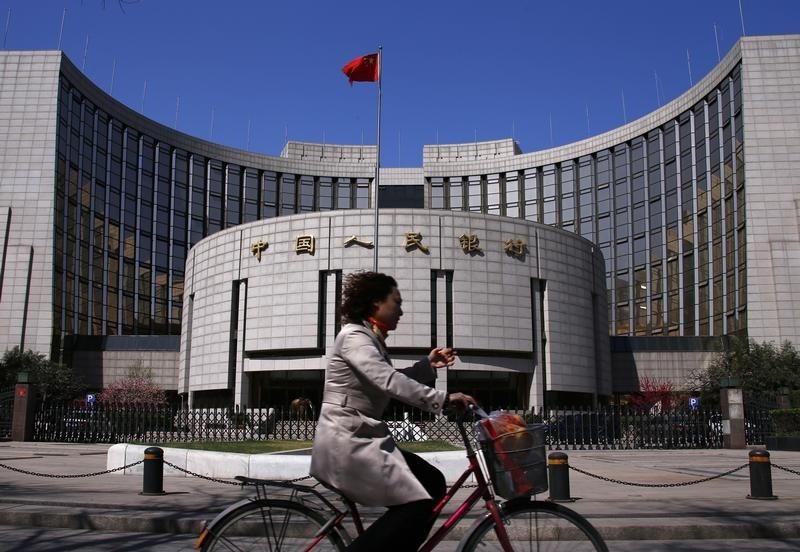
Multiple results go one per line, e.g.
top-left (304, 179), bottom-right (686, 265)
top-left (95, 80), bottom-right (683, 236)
top-left (31, 402), bottom-right (772, 449)
top-left (0, 386), bottom-right (13, 441)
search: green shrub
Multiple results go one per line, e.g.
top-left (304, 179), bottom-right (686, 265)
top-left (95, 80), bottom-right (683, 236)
top-left (771, 408), bottom-right (800, 436)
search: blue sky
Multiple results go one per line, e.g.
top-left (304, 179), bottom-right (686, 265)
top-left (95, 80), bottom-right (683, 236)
top-left (2, 1), bottom-right (799, 166)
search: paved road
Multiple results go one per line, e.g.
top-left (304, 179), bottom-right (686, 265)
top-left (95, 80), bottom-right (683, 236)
top-left (2, 526), bottom-right (800, 552)
top-left (2, 442), bottom-right (800, 550)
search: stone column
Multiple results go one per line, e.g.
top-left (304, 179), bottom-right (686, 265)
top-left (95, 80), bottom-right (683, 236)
top-left (720, 387), bottom-right (746, 449)
top-left (11, 381), bottom-right (36, 441)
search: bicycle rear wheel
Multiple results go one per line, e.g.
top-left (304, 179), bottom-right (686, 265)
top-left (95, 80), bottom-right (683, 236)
top-left (458, 499), bottom-right (608, 552)
top-left (200, 498), bottom-right (347, 552)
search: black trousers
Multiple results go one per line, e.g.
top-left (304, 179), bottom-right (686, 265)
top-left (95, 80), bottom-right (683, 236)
top-left (346, 449), bottom-right (447, 552)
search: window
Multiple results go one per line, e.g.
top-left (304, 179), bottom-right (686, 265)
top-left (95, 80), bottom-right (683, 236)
top-left (580, 217), bottom-right (594, 242)
top-left (300, 175), bottom-right (314, 211)
top-left (356, 179), bottom-right (370, 208)
top-left (543, 198), bottom-right (557, 225)
top-left (262, 171), bottom-right (277, 217)
top-left (523, 169), bottom-right (537, 222)
top-left (542, 165), bottom-right (556, 198)
top-left (663, 122), bottom-right (676, 161)
top-left (280, 173), bottom-right (297, 214)
top-left (578, 156), bottom-right (593, 191)
top-left (467, 175), bottom-right (482, 212)
top-left (243, 168), bottom-right (259, 222)
top-left (560, 163), bottom-right (575, 227)
top-left (318, 177), bottom-right (332, 211)
top-left (597, 215), bottom-right (611, 244)
top-left (450, 177), bottom-right (463, 211)
top-left (579, 190), bottom-right (593, 219)
top-left (431, 177), bottom-right (444, 209)
top-left (596, 151), bottom-right (611, 188)
top-left (633, 235), bottom-right (646, 267)
top-left (487, 174), bottom-right (500, 215)
top-left (597, 186), bottom-right (611, 215)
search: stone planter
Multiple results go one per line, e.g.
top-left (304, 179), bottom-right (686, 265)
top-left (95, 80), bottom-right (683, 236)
top-left (766, 436), bottom-right (800, 451)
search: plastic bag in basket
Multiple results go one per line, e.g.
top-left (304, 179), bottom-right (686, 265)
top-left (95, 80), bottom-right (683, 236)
top-left (477, 410), bottom-right (535, 496)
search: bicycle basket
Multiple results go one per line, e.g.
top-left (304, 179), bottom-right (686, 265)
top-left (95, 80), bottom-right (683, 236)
top-left (478, 421), bottom-right (547, 499)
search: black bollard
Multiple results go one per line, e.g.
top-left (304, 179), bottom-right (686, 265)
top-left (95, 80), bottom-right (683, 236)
top-left (548, 451), bottom-right (574, 502)
top-left (747, 449), bottom-right (777, 500)
top-left (141, 446), bottom-right (166, 495)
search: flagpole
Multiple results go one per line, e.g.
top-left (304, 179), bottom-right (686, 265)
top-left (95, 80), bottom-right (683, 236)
top-left (373, 46), bottom-right (382, 272)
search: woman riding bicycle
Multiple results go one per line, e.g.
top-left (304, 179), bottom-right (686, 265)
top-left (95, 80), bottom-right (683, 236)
top-left (310, 271), bottom-right (476, 551)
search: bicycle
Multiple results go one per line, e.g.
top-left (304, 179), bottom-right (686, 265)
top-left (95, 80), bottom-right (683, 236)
top-left (195, 407), bottom-right (608, 551)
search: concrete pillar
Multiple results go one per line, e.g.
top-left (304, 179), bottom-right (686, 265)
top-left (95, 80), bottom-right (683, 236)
top-left (720, 387), bottom-right (746, 449)
top-left (11, 382), bottom-right (36, 441)
top-left (234, 280), bottom-right (248, 409)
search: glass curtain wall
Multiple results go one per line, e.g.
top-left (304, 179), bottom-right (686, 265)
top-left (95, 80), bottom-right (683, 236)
top-left (54, 63), bottom-right (743, 345)
top-left (428, 66), bottom-right (744, 338)
top-left (54, 78), bottom-right (372, 344)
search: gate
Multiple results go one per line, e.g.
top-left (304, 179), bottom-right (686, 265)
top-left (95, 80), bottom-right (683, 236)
top-left (0, 386), bottom-right (13, 440)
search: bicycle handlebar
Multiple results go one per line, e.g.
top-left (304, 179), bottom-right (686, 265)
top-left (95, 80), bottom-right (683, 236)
top-left (450, 403), bottom-right (490, 455)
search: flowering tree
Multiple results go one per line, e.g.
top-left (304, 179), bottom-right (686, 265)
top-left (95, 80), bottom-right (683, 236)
top-left (627, 376), bottom-right (676, 412)
top-left (97, 376), bottom-right (167, 406)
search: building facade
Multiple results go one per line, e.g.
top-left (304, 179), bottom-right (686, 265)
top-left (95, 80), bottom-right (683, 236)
top-left (180, 209), bottom-right (609, 409)
top-left (0, 35), bottom-right (798, 408)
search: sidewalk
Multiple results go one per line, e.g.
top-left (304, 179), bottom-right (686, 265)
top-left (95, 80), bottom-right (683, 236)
top-left (1, 441), bottom-right (799, 542)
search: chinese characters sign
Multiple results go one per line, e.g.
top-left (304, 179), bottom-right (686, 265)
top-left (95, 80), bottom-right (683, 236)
top-left (458, 234), bottom-right (482, 254)
top-left (247, 232), bottom-right (528, 260)
top-left (295, 235), bottom-right (316, 255)
top-left (250, 239), bottom-right (268, 261)
top-left (403, 232), bottom-right (429, 254)
top-left (504, 239), bottom-right (526, 259)
top-left (344, 235), bottom-right (374, 249)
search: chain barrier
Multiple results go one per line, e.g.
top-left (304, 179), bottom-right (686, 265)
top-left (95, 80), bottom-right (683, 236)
top-left (773, 463), bottom-right (800, 477)
top-left (568, 462), bottom-right (749, 488)
top-left (0, 459), bottom-right (143, 478)
top-left (162, 459), bottom-right (313, 487)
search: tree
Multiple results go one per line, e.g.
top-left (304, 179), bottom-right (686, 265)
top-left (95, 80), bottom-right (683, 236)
top-left (30, 361), bottom-right (86, 404)
top-left (691, 337), bottom-right (800, 406)
top-left (627, 376), bottom-right (676, 412)
top-left (98, 376), bottom-right (167, 406)
top-left (0, 347), bottom-right (85, 402)
top-left (0, 347), bottom-right (48, 388)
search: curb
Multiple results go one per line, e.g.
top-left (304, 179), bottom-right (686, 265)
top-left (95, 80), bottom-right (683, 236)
top-left (0, 504), bottom-right (205, 534)
top-left (0, 502), bottom-right (799, 541)
top-left (107, 444), bottom-right (471, 483)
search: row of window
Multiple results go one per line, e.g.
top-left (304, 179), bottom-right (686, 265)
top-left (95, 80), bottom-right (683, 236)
top-left (430, 68), bottom-right (745, 337)
top-left (53, 65), bottom-right (745, 341)
top-left (54, 79), bottom-right (371, 338)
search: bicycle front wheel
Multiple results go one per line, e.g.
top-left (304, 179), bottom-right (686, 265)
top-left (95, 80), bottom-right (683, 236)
top-left (200, 498), bottom-right (347, 552)
top-left (458, 499), bottom-right (608, 552)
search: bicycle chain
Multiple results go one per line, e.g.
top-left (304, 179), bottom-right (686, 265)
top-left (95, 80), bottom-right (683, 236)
top-left (773, 463), bottom-right (800, 477)
top-left (162, 459), bottom-right (313, 486)
top-left (0, 459), bottom-right (143, 478)
top-left (568, 463), bottom-right (748, 487)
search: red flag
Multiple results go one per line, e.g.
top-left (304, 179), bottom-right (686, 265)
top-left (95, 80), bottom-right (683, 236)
top-left (342, 53), bottom-right (379, 85)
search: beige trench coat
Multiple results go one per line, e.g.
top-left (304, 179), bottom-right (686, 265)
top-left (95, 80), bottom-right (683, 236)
top-left (309, 322), bottom-right (448, 506)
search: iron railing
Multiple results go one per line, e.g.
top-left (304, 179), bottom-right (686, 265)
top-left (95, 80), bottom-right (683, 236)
top-left (31, 402), bottom-right (771, 449)
top-left (0, 386), bottom-right (14, 440)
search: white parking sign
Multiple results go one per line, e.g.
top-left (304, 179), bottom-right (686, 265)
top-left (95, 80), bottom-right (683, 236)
top-left (86, 393), bottom-right (96, 405)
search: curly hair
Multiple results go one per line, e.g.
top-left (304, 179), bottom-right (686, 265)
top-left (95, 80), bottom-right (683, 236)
top-left (341, 271), bottom-right (398, 324)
